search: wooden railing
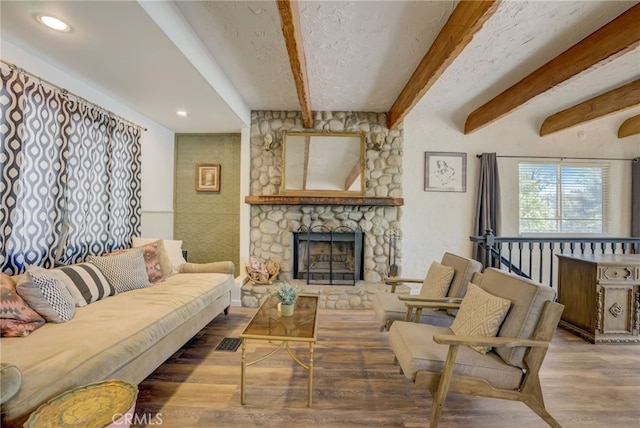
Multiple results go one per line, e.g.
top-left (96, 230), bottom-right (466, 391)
top-left (470, 230), bottom-right (640, 288)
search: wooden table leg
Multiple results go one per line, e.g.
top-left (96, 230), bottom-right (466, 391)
top-left (240, 339), bottom-right (246, 405)
top-left (307, 342), bottom-right (314, 407)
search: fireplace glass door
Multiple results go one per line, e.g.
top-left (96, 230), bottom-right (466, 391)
top-left (293, 231), bottom-right (363, 285)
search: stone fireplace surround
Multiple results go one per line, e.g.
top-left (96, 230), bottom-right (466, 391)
top-left (245, 110), bottom-right (403, 309)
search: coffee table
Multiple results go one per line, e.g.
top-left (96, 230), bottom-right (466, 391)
top-left (240, 295), bottom-right (319, 407)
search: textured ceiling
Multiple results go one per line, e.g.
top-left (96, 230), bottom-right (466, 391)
top-left (1, 0), bottom-right (638, 133)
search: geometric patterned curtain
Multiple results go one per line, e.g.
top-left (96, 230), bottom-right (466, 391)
top-left (0, 64), bottom-right (141, 275)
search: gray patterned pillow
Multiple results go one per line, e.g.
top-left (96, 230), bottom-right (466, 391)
top-left (89, 248), bottom-right (150, 293)
top-left (17, 267), bottom-right (76, 323)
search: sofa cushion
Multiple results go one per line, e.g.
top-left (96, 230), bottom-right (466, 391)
top-left (89, 248), bottom-right (150, 293)
top-left (388, 321), bottom-right (523, 390)
top-left (0, 273), bottom-right (45, 337)
top-left (475, 268), bottom-right (557, 368)
top-left (17, 267), bottom-right (76, 323)
top-left (54, 263), bottom-right (114, 306)
top-left (450, 283), bottom-right (511, 354)
top-left (419, 261), bottom-right (455, 299)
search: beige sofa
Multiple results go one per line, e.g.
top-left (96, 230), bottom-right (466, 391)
top-left (0, 261), bottom-right (234, 428)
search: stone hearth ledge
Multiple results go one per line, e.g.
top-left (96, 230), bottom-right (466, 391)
top-left (241, 280), bottom-right (411, 310)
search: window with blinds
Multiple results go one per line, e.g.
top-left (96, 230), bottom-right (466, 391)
top-left (519, 162), bottom-right (609, 234)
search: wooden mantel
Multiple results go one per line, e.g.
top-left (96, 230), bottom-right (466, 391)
top-left (244, 195), bottom-right (404, 206)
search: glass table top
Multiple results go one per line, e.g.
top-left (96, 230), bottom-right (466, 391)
top-left (241, 295), bottom-right (318, 341)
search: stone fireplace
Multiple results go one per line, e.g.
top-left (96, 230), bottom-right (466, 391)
top-left (244, 110), bottom-right (403, 308)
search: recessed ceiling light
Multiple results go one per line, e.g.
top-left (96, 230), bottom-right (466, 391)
top-left (37, 15), bottom-right (70, 32)
top-left (176, 110), bottom-right (189, 117)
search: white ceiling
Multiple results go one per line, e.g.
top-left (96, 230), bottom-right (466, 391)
top-left (1, 0), bottom-right (639, 134)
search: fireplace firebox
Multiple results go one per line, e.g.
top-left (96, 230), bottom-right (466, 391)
top-left (293, 227), bottom-right (364, 285)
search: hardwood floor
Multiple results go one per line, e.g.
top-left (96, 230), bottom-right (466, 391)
top-left (133, 307), bottom-right (640, 427)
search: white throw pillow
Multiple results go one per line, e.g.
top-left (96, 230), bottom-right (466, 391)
top-left (450, 283), bottom-right (511, 354)
top-left (161, 240), bottom-right (187, 273)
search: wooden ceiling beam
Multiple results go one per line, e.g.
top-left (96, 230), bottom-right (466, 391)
top-left (277, 0), bottom-right (313, 128)
top-left (618, 115), bottom-right (640, 138)
top-left (387, 1), bottom-right (499, 130)
top-left (465, 4), bottom-right (640, 134)
top-left (539, 79), bottom-right (640, 136)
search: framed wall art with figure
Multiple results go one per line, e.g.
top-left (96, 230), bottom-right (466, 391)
top-left (196, 164), bottom-right (221, 192)
top-left (424, 152), bottom-right (466, 192)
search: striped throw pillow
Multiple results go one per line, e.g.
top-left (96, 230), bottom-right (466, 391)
top-left (55, 263), bottom-right (115, 306)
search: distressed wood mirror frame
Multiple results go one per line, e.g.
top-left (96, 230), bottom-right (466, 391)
top-left (281, 131), bottom-right (366, 196)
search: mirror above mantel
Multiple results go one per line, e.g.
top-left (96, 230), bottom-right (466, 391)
top-left (244, 129), bottom-right (403, 207)
top-left (281, 131), bottom-right (365, 196)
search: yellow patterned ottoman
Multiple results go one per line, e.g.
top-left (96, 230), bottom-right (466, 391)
top-left (24, 380), bottom-right (138, 428)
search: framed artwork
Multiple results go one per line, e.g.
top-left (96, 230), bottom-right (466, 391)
top-left (424, 152), bottom-right (466, 192)
top-left (196, 164), bottom-right (221, 192)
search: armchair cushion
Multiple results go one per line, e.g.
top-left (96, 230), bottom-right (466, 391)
top-left (474, 268), bottom-right (557, 368)
top-left (388, 322), bottom-right (523, 390)
top-left (441, 252), bottom-right (483, 298)
top-left (371, 293), bottom-right (456, 328)
top-left (418, 262), bottom-right (455, 299)
top-left (450, 283), bottom-right (511, 354)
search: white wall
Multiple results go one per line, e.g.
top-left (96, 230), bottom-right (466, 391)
top-left (401, 104), bottom-right (640, 279)
top-left (2, 40), bottom-right (176, 239)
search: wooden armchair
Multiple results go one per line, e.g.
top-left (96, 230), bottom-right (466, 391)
top-left (388, 268), bottom-right (564, 427)
top-left (372, 252), bottom-right (482, 331)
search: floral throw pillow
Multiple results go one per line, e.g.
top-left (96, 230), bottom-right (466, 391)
top-left (1, 273), bottom-right (45, 337)
top-left (140, 243), bottom-right (163, 283)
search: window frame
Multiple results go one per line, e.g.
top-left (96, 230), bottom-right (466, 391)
top-left (518, 161), bottom-right (610, 236)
